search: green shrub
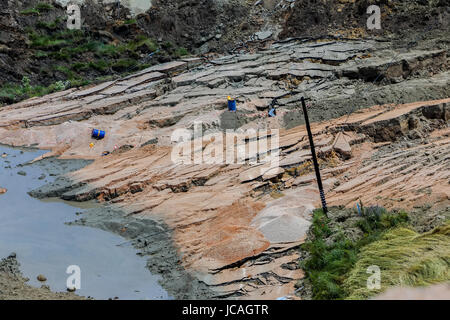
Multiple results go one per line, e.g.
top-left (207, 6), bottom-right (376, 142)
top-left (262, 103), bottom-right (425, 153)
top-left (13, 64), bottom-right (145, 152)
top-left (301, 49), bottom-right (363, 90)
top-left (94, 43), bottom-right (122, 58)
top-left (0, 84), bottom-right (24, 103)
top-left (50, 81), bottom-right (66, 91)
top-left (21, 76), bottom-right (32, 92)
top-left (53, 65), bottom-right (74, 78)
top-left (126, 36), bottom-right (158, 53)
top-left (34, 50), bottom-right (49, 58)
top-left (63, 78), bottom-right (90, 88)
top-left (20, 3), bottom-right (54, 15)
top-left (111, 58), bottom-right (137, 71)
top-left (55, 29), bottom-right (84, 40)
top-left (36, 18), bottom-right (61, 30)
top-left (29, 32), bottom-right (69, 49)
top-left (0, 78), bottom-right (70, 104)
top-left (162, 41), bottom-right (173, 50)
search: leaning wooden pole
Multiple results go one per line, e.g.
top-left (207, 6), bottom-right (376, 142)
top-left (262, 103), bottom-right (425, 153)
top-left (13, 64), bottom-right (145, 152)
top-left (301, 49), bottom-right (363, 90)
top-left (301, 97), bottom-right (328, 215)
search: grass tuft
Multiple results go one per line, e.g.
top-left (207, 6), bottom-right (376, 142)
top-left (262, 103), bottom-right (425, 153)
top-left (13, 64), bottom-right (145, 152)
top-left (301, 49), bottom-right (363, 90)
top-left (343, 222), bottom-right (450, 299)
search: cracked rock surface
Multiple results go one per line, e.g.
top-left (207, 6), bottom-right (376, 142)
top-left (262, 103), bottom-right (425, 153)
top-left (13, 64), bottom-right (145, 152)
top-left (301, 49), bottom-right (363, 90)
top-left (0, 36), bottom-right (449, 299)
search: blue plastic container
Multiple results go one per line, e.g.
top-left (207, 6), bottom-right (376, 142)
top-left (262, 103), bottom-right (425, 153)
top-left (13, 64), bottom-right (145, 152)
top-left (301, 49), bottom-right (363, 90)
top-left (227, 97), bottom-right (236, 112)
top-left (92, 129), bottom-right (105, 140)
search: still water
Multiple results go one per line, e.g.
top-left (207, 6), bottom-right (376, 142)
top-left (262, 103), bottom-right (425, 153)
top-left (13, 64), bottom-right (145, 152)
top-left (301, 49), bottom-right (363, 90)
top-left (0, 145), bottom-right (169, 300)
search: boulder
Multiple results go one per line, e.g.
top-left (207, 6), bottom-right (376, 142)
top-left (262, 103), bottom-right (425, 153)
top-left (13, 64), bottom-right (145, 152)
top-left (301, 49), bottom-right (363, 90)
top-left (333, 132), bottom-right (352, 159)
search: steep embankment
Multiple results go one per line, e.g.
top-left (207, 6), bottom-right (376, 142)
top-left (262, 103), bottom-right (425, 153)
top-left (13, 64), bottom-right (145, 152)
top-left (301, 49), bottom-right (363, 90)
top-left (281, 0), bottom-right (450, 39)
top-left (3, 0), bottom-right (448, 106)
top-left (0, 0), bottom-right (194, 105)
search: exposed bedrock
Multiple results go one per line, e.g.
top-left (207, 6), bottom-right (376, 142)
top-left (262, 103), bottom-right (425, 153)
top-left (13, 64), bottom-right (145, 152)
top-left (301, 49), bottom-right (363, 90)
top-left (2, 35), bottom-right (449, 299)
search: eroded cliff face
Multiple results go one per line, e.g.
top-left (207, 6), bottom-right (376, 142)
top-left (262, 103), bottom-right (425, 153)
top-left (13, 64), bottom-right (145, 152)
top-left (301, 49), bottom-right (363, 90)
top-left (1, 0), bottom-right (449, 105)
top-left (0, 0), bottom-right (257, 105)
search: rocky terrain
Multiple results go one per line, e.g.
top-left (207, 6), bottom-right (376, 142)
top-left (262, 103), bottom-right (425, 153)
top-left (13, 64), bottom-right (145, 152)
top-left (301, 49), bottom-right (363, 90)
top-left (2, 0), bottom-right (449, 105)
top-left (0, 30), bottom-right (448, 298)
top-left (373, 283), bottom-right (450, 300)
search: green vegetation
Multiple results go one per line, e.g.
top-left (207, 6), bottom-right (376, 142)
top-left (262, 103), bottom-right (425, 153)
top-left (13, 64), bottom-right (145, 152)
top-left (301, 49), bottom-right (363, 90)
top-left (344, 223), bottom-right (450, 299)
top-left (162, 41), bottom-right (173, 50)
top-left (20, 8), bottom-right (40, 15)
top-left (34, 50), bottom-right (49, 58)
top-left (89, 60), bottom-right (110, 72)
top-left (27, 31), bottom-right (161, 75)
top-left (174, 47), bottom-right (189, 57)
top-left (112, 58), bottom-right (138, 71)
top-left (301, 210), bottom-right (357, 299)
top-left (35, 2), bottom-right (54, 11)
top-left (161, 41), bottom-right (190, 58)
top-left (301, 206), bottom-right (411, 299)
top-left (29, 32), bottom-right (70, 50)
top-left (20, 2), bottom-right (54, 15)
top-left (28, 29), bottom-right (160, 63)
top-left (70, 62), bottom-right (89, 72)
top-left (53, 65), bottom-right (74, 78)
top-left (126, 35), bottom-right (158, 54)
top-left (29, 29), bottom-right (86, 51)
top-left (124, 19), bottom-right (137, 25)
top-left (36, 18), bottom-right (62, 31)
top-left (94, 43), bottom-right (124, 58)
top-left (0, 76), bottom-right (69, 104)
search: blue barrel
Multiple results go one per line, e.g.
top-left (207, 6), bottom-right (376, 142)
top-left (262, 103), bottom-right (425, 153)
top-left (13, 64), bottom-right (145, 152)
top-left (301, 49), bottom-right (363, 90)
top-left (227, 97), bottom-right (236, 112)
top-left (92, 129), bottom-right (105, 140)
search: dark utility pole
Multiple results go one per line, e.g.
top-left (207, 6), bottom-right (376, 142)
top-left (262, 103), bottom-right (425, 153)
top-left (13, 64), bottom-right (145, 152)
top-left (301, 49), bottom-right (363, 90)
top-left (301, 97), bottom-right (328, 215)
